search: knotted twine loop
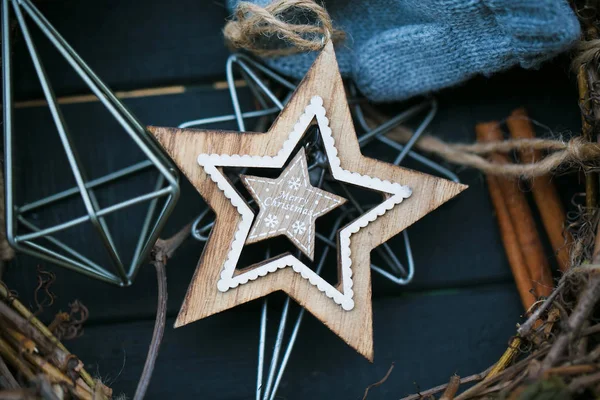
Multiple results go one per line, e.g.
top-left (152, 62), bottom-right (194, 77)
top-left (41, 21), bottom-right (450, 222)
top-left (223, 0), bottom-right (345, 57)
top-left (381, 122), bottom-right (600, 178)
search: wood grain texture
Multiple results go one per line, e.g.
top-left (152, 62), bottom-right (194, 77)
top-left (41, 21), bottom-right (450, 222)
top-left (148, 41), bottom-right (466, 360)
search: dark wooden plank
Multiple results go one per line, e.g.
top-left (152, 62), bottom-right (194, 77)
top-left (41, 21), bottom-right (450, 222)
top-left (4, 62), bottom-right (582, 322)
top-left (12, 0), bottom-right (231, 99)
top-left (63, 284), bottom-right (522, 400)
top-left (1, 3), bottom-right (583, 400)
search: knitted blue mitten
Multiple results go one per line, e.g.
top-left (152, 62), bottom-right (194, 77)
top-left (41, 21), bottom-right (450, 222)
top-left (227, 0), bottom-right (580, 102)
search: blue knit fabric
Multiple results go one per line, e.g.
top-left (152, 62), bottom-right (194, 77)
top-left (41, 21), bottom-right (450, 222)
top-left (228, 0), bottom-right (581, 102)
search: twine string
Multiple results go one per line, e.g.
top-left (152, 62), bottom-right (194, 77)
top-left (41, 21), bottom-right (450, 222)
top-left (223, 0), bottom-right (344, 57)
top-left (383, 122), bottom-right (600, 178)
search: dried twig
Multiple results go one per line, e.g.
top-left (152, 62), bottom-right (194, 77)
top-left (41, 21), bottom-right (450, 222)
top-left (133, 222), bottom-right (192, 400)
top-left (400, 367), bottom-right (492, 400)
top-left (540, 268), bottom-right (600, 372)
top-left (362, 363), bottom-right (394, 400)
top-left (0, 388), bottom-right (36, 399)
top-left (32, 374), bottom-right (60, 400)
top-left (439, 374), bottom-right (460, 400)
top-left (0, 354), bottom-right (19, 389)
top-left (23, 352), bottom-right (72, 386)
top-left (2, 326), bottom-right (36, 354)
top-left (47, 313), bottom-right (69, 335)
top-left (0, 284), bottom-right (95, 390)
top-left (582, 322), bottom-right (600, 336)
top-left (517, 281), bottom-right (565, 338)
top-left (93, 379), bottom-right (112, 400)
top-left (0, 337), bottom-right (35, 381)
top-left (132, 251), bottom-right (167, 400)
top-left (0, 261), bottom-right (6, 286)
top-left (543, 364), bottom-right (596, 377)
top-left (454, 347), bottom-right (549, 400)
top-left (51, 301), bottom-right (89, 341)
top-left (485, 337), bottom-right (522, 379)
top-left (0, 301), bottom-right (73, 371)
top-left (159, 222), bottom-right (193, 260)
top-left (569, 370), bottom-right (600, 393)
top-left (33, 268), bottom-right (55, 316)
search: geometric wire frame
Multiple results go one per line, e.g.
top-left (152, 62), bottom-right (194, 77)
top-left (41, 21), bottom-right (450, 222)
top-left (2, 0), bottom-right (180, 285)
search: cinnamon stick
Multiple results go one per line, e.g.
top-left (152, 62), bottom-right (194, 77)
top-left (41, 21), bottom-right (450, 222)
top-left (507, 108), bottom-right (572, 272)
top-left (476, 122), bottom-right (539, 308)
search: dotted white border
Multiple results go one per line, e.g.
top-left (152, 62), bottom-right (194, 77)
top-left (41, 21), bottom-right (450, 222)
top-left (197, 96), bottom-right (412, 311)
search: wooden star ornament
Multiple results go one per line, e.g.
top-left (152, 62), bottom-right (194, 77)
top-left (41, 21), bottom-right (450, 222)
top-left (148, 41), bottom-right (467, 361)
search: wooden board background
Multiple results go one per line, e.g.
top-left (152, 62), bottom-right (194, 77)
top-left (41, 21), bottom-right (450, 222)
top-left (4, 0), bottom-right (583, 398)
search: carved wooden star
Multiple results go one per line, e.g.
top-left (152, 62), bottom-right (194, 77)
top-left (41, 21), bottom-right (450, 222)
top-left (242, 148), bottom-right (346, 260)
top-left (148, 41), bottom-right (467, 360)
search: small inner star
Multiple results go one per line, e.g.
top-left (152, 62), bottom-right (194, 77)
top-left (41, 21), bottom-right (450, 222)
top-left (241, 148), bottom-right (346, 260)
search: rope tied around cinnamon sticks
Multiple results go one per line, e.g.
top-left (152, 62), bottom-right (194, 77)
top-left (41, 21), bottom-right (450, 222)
top-left (385, 126), bottom-right (600, 178)
top-left (223, 0), bottom-right (345, 57)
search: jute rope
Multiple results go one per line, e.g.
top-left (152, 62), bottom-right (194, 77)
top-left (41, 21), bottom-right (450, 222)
top-left (572, 39), bottom-right (600, 71)
top-left (384, 124), bottom-right (600, 178)
top-left (223, 0), bottom-right (344, 57)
